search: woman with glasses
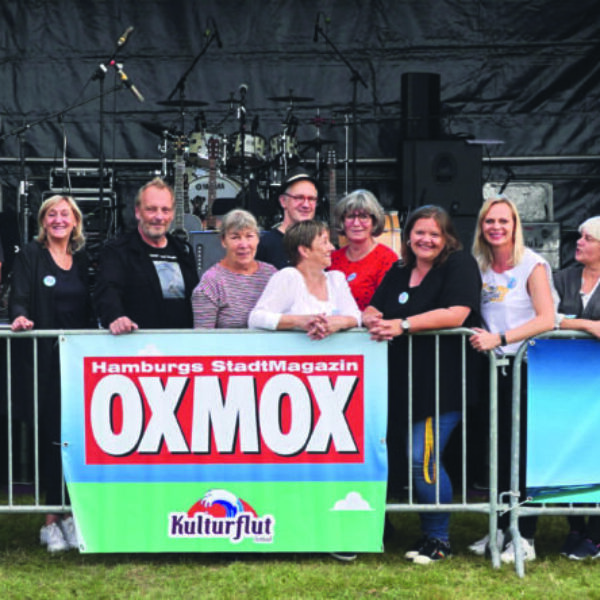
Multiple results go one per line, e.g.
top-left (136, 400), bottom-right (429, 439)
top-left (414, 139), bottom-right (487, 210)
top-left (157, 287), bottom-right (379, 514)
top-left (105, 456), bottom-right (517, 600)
top-left (330, 190), bottom-right (398, 310)
top-left (554, 216), bottom-right (600, 560)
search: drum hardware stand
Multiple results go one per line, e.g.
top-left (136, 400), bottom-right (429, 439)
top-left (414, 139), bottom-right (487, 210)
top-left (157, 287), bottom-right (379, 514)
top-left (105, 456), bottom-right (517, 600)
top-left (237, 84), bottom-right (248, 207)
top-left (314, 17), bottom-right (368, 190)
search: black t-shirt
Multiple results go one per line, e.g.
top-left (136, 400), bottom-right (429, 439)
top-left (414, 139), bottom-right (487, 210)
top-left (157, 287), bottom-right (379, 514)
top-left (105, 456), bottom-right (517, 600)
top-left (370, 250), bottom-right (482, 421)
top-left (53, 265), bottom-right (89, 329)
top-left (255, 229), bottom-right (289, 270)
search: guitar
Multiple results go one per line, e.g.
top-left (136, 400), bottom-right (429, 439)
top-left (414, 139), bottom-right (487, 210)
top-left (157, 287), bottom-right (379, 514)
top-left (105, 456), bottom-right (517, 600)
top-left (171, 136), bottom-right (203, 241)
top-left (204, 136), bottom-right (220, 230)
top-left (328, 149), bottom-right (338, 246)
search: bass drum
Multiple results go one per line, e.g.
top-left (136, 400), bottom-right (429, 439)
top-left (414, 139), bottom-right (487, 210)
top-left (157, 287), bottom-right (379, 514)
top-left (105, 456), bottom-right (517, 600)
top-left (187, 171), bottom-right (243, 219)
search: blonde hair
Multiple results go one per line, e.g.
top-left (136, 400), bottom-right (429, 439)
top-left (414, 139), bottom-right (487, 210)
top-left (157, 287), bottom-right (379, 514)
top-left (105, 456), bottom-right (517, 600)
top-left (472, 197), bottom-right (525, 271)
top-left (36, 195), bottom-right (85, 253)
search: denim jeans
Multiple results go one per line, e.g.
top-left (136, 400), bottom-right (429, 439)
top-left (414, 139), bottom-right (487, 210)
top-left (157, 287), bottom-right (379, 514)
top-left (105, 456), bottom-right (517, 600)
top-left (410, 411), bottom-right (461, 542)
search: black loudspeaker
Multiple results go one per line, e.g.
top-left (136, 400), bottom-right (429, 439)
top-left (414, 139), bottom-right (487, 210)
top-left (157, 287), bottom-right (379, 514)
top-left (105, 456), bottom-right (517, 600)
top-left (400, 140), bottom-right (483, 217)
top-left (189, 231), bottom-right (225, 278)
top-left (401, 73), bottom-right (441, 140)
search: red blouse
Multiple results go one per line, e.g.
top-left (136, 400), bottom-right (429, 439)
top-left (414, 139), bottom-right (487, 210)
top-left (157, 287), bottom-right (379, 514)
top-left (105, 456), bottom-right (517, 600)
top-left (329, 243), bottom-right (398, 311)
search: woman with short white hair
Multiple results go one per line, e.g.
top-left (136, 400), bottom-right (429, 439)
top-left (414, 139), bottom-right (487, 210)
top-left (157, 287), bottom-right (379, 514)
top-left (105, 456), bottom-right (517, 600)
top-left (192, 209), bottom-right (276, 328)
top-left (554, 215), bottom-right (600, 559)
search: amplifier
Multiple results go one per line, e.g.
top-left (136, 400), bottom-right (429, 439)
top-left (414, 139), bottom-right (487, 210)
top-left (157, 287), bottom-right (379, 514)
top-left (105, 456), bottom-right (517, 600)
top-left (189, 231), bottom-right (225, 277)
top-left (49, 168), bottom-right (114, 192)
top-left (522, 222), bottom-right (560, 270)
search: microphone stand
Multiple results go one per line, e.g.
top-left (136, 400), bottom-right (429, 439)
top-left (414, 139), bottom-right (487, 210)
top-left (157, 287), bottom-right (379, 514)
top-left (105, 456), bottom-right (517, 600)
top-left (315, 23), bottom-right (368, 190)
top-left (166, 31), bottom-right (218, 133)
top-left (91, 30), bottom-right (137, 237)
top-left (0, 85), bottom-right (124, 245)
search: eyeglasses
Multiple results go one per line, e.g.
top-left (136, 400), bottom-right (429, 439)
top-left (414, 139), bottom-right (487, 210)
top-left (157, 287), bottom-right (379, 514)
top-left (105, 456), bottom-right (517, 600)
top-left (344, 212), bottom-right (372, 223)
top-left (283, 193), bottom-right (318, 204)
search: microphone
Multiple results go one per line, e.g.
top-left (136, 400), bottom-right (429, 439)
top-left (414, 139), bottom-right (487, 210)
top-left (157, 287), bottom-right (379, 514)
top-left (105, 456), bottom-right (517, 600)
top-left (117, 26), bottom-right (134, 48)
top-left (115, 63), bottom-right (145, 102)
top-left (209, 17), bottom-right (223, 48)
top-left (313, 12), bottom-right (321, 42)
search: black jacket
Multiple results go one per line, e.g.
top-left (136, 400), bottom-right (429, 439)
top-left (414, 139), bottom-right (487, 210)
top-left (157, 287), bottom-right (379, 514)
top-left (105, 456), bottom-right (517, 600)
top-left (93, 229), bottom-right (199, 329)
top-left (9, 240), bottom-right (93, 328)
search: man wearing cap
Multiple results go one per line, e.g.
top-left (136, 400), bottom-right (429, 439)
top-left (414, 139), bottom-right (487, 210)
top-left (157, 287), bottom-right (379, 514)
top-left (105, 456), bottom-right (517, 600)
top-left (256, 168), bottom-right (319, 269)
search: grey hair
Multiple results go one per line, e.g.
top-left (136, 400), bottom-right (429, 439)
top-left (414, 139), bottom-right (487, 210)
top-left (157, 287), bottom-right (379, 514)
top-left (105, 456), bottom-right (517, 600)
top-left (579, 216), bottom-right (600, 241)
top-left (219, 209), bottom-right (259, 239)
top-left (333, 189), bottom-right (386, 236)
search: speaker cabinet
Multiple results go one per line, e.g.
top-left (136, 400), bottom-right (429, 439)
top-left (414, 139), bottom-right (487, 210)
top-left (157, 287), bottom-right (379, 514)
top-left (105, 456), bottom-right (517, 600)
top-left (401, 73), bottom-right (441, 140)
top-left (400, 140), bottom-right (483, 217)
top-left (189, 231), bottom-right (225, 277)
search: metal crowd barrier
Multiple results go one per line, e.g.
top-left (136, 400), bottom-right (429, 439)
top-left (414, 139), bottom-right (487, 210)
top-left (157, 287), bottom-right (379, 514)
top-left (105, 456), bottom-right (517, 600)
top-left (508, 330), bottom-right (600, 577)
top-left (2, 327), bottom-right (509, 566)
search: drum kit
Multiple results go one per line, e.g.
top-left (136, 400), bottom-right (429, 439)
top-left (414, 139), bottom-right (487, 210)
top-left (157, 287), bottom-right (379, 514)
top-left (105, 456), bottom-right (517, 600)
top-left (147, 90), bottom-right (339, 230)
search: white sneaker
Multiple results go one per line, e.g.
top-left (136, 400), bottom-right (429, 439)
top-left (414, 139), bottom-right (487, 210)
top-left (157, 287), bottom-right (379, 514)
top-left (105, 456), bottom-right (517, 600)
top-left (59, 516), bottom-right (80, 550)
top-left (500, 537), bottom-right (536, 564)
top-left (40, 522), bottom-right (69, 553)
top-left (468, 530), bottom-right (505, 556)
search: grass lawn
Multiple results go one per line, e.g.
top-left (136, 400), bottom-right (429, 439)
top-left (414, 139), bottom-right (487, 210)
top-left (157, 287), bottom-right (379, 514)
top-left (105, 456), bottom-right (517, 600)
top-left (2, 509), bottom-right (600, 599)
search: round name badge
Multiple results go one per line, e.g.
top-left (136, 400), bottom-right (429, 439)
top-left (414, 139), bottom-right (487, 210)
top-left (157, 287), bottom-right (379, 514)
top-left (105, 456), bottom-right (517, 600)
top-left (398, 291), bottom-right (409, 304)
top-left (347, 272), bottom-right (357, 282)
top-left (43, 275), bottom-right (56, 287)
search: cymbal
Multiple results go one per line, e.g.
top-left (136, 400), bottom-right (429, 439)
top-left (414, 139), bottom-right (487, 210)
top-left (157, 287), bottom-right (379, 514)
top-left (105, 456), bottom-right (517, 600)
top-left (331, 105), bottom-right (370, 115)
top-left (268, 94), bottom-right (315, 103)
top-left (140, 121), bottom-right (180, 137)
top-left (156, 99), bottom-right (209, 107)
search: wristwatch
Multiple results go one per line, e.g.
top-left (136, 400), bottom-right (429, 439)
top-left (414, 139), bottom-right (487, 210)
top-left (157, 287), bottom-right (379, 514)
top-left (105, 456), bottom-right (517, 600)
top-left (401, 319), bottom-right (411, 334)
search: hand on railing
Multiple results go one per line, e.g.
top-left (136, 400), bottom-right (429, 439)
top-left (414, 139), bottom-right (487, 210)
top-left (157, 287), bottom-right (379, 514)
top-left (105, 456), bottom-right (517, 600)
top-left (11, 315), bottom-right (34, 331)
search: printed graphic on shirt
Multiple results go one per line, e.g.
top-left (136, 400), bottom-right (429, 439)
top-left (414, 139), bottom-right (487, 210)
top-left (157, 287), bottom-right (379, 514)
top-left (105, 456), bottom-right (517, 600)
top-left (149, 251), bottom-right (185, 299)
top-left (482, 276), bottom-right (517, 304)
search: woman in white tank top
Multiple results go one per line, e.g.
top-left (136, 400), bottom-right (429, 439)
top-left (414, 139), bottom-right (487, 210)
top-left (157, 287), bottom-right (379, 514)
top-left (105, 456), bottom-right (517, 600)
top-left (468, 197), bottom-right (555, 564)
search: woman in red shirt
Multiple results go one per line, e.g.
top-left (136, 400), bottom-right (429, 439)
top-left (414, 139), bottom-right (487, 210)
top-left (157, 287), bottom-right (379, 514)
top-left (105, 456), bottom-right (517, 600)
top-left (330, 189), bottom-right (398, 310)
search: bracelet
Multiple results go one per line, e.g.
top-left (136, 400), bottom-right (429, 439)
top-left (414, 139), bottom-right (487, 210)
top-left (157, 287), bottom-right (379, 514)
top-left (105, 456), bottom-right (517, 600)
top-left (499, 332), bottom-right (507, 346)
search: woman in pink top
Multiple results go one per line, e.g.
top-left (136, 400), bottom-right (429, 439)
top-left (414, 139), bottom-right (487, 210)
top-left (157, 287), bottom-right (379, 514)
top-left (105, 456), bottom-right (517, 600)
top-left (330, 190), bottom-right (397, 310)
top-left (192, 209), bottom-right (276, 328)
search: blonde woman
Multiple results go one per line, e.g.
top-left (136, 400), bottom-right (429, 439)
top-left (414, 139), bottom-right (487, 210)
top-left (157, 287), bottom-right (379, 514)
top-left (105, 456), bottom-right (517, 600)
top-left (10, 195), bottom-right (92, 552)
top-left (468, 197), bottom-right (555, 563)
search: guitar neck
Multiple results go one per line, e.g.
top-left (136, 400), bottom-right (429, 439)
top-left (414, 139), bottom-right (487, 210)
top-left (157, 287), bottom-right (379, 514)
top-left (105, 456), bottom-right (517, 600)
top-left (174, 155), bottom-right (186, 232)
top-left (328, 152), bottom-right (338, 245)
top-left (207, 156), bottom-right (217, 221)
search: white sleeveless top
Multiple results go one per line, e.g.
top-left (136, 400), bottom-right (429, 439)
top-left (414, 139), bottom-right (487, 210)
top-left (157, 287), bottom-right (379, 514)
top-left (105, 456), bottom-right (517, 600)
top-left (480, 248), bottom-right (552, 355)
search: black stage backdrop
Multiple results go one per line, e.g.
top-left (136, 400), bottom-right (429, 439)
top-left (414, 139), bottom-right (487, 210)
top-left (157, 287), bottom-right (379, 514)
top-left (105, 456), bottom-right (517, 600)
top-left (0, 0), bottom-right (599, 263)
